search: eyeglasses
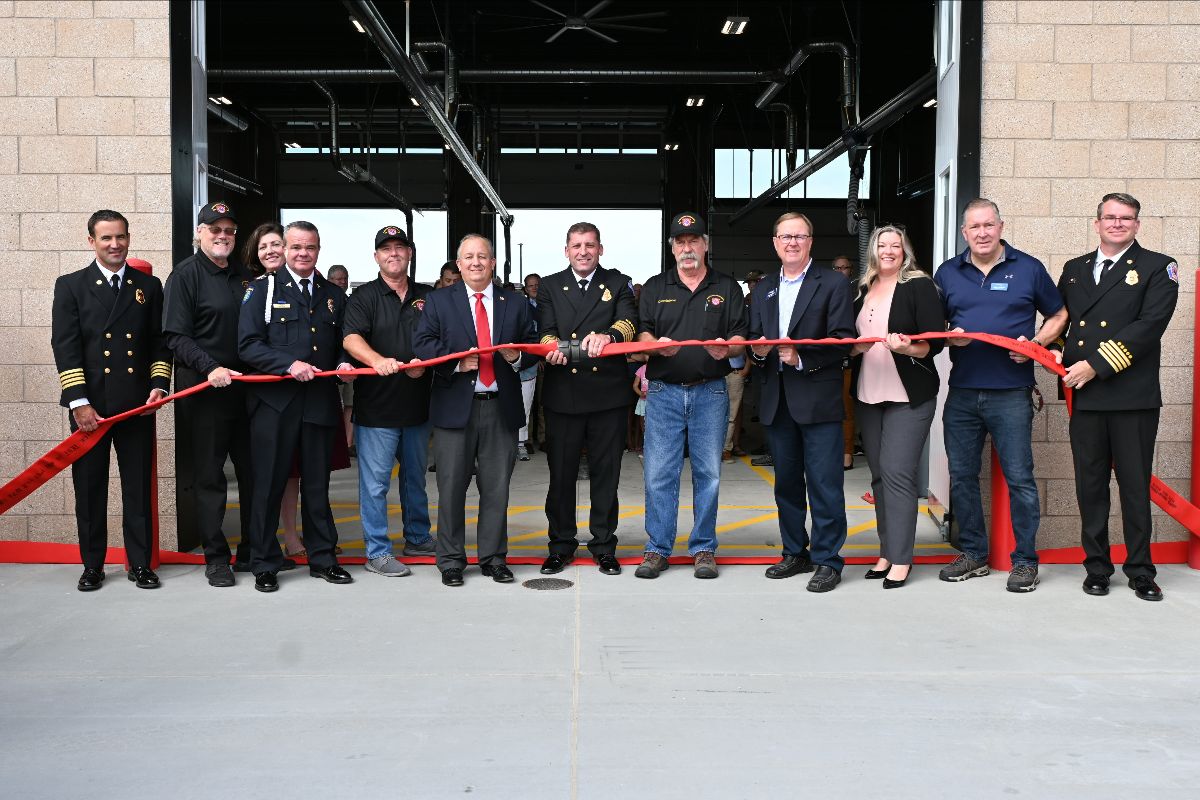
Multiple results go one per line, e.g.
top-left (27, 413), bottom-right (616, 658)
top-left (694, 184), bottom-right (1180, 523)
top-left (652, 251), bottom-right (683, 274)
top-left (1099, 215), bottom-right (1138, 224)
top-left (206, 225), bottom-right (237, 236)
top-left (774, 233), bottom-right (812, 243)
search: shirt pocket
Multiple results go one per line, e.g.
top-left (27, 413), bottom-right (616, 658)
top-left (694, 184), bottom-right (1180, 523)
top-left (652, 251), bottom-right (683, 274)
top-left (268, 307), bottom-right (300, 347)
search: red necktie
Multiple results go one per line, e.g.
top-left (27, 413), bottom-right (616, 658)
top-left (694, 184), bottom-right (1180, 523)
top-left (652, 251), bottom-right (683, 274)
top-left (473, 292), bottom-right (495, 387)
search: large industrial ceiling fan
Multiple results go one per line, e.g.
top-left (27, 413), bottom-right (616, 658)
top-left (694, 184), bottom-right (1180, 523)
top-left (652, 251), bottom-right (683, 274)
top-left (484, 0), bottom-right (668, 44)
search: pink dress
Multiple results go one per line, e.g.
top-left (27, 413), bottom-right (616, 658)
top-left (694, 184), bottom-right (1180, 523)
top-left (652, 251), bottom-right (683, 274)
top-left (856, 289), bottom-right (909, 404)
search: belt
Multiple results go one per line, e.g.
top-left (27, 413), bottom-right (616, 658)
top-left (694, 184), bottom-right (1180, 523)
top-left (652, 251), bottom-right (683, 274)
top-left (672, 379), bottom-right (707, 388)
top-left (473, 392), bottom-right (499, 401)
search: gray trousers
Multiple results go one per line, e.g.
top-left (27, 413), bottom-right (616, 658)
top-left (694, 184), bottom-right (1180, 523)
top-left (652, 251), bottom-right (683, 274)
top-left (432, 396), bottom-right (517, 571)
top-left (857, 398), bottom-right (936, 565)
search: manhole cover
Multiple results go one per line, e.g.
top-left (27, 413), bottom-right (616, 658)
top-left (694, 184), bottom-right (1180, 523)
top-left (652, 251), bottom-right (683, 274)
top-left (522, 578), bottom-right (574, 590)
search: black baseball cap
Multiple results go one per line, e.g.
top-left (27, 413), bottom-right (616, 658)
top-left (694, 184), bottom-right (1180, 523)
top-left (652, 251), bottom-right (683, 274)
top-left (374, 225), bottom-right (411, 249)
top-left (197, 201), bottom-right (236, 225)
top-left (668, 211), bottom-right (706, 238)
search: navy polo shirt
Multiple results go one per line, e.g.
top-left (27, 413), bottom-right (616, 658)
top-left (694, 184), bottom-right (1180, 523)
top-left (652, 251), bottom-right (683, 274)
top-left (933, 241), bottom-right (1063, 389)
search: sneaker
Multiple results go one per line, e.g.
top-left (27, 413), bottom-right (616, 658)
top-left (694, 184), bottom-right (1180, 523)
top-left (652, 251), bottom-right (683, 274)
top-left (750, 454), bottom-right (774, 467)
top-left (1006, 564), bottom-right (1040, 593)
top-left (205, 562), bottom-right (235, 588)
top-left (365, 555), bottom-right (412, 577)
top-left (721, 450), bottom-right (733, 463)
top-left (693, 551), bottom-right (718, 579)
top-left (939, 553), bottom-right (990, 582)
top-left (401, 538), bottom-right (437, 557)
top-left (634, 552), bottom-right (669, 579)
top-left (517, 443), bottom-right (530, 462)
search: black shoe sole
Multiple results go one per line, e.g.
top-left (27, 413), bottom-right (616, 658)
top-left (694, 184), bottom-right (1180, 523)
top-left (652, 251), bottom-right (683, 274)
top-left (77, 583), bottom-right (103, 592)
top-left (765, 565), bottom-right (814, 580)
top-left (207, 579), bottom-right (235, 588)
top-left (1083, 586), bottom-right (1109, 596)
top-left (540, 561), bottom-right (568, 575)
top-left (1133, 591), bottom-right (1163, 601)
top-left (254, 582), bottom-right (279, 593)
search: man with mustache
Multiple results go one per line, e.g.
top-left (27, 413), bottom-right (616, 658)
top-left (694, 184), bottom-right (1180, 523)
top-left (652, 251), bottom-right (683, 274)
top-left (635, 212), bottom-right (747, 580)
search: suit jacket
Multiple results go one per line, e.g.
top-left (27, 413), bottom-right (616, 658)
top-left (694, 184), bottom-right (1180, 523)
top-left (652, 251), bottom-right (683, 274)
top-left (748, 266), bottom-right (856, 426)
top-left (1056, 240), bottom-right (1178, 411)
top-left (237, 270), bottom-right (349, 426)
top-left (51, 261), bottom-right (171, 417)
top-left (537, 265), bottom-right (638, 414)
top-left (413, 282), bottom-right (539, 430)
top-left (852, 276), bottom-right (945, 407)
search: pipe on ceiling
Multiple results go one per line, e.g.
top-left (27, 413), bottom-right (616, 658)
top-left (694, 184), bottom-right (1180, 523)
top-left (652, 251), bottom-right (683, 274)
top-left (345, 0), bottom-right (513, 226)
top-left (765, 102), bottom-right (797, 174)
top-left (207, 68), bottom-right (773, 84)
top-left (207, 163), bottom-right (262, 196)
top-left (728, 68), bottom-right (936, 226)
top-left (207, 100), bottom-right (249, 131)
top-left (413, 41), bottom-right (457, 115)
top-left (755, 42), bottom-right (856, 130)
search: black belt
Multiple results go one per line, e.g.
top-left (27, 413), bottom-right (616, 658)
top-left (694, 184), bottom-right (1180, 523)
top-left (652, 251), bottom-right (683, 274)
top-left (671, 379), bottom-right (708, 388)
top-left (473, 392), bottom-right (499, 401)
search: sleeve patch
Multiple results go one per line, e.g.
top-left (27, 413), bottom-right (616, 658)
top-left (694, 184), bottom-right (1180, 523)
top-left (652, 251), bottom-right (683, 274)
top-left (242, 285), bottom-right (255, 304)
top-left (1166, 262), bottom-right (1179, 283)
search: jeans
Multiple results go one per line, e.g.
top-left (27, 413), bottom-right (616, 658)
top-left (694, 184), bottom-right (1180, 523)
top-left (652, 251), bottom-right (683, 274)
top-left (355, 421), bottom-right (434, 559)
top-left (943, 387), bottom-right (1040, 566)
top-left (643, 379), bottom-right (728, 557)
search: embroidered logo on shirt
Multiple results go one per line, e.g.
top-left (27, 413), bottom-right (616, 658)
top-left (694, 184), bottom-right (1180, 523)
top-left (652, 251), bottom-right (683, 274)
top-left (706, 294), bottom-right (724, 307)
top-left (413, 298), bottom-right (425, 311)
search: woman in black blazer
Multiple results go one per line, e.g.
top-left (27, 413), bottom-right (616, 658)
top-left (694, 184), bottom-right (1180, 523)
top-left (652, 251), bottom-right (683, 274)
top-left (851, 225), bottom-right (945, 588)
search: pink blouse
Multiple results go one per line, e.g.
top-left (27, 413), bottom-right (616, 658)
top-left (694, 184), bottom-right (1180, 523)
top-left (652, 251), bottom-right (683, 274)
top-left (856, 288), bottom-right (909, 404)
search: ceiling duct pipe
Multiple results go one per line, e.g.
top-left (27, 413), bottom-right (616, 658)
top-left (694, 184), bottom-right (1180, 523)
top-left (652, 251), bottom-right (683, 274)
top-left (454, 102), bottom-right (485, 163)
top-left (207, 99), bottom-right (249, 131)
top-left (207, 163), bottom-right (262, 196)
top-left (729, 68), bottom-right (935, 226)
top-left (312, 81), bottom-right (417, 216)
top-left (345, 0), bottom-right (513, 225)
top-left (412, 41), bottom-right (457, 116)
top-left (754, 42), bottom-right (855, 130)
top-left (765, 102), bottom-right (797, 174)
top-left (208, 67), bottom-right (772, 85)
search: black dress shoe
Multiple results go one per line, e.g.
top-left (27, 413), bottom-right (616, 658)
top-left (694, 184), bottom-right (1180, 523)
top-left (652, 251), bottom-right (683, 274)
top-left (765, 554), bottom-right (813, 579)
top-left (77, 568), bottom-right (105, 592)
top-left (441, 568), bottom-right (464, 587)
top-left (806, 565), bottom-right (842, 593)
top-left (232, 560), bottom-right (252, 573)
top-left (541, 554), bottom-right (568, 574)
top-left (127, 566), bottom-right (161, 589)
top-left (310, 564), bottom-right (354, 584)
top-left (280, 557), bottom-right (297, 571)
top-left (1129, 575), bottom-right (1163, 601)
top-left (1082, 573), bottom-right (1110, 596)
top-left (205, 562), bottom-right (235, 588)
top-left (481, 564), bottom-right (515, 583)
top-left (595, 553), bottom-right (622, 575)
top-left (254, 571), bottom-right (278, 593)
top-left (883, 574), bottom-right (908, 589)
top-left (864, 564), bottom-right (890, 580)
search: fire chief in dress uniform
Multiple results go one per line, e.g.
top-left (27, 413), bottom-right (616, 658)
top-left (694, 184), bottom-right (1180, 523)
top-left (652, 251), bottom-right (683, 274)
top-left (237, 220), bottom-right (356, 593)
top-left (51, 210), bottom-right (171, 592)
top-left (537, 222), bottom-right (638, 576)
top-left (1056, 192), bottom-right (1179, 602)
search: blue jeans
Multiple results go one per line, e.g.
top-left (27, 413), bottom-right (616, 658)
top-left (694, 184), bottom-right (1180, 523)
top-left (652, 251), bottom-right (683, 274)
top-left (943, 387), bottom-right (1040, 566)
top-left (355, 422), bottom-right (433, 559)
top-left (643, 379), bottom-right (728, 557)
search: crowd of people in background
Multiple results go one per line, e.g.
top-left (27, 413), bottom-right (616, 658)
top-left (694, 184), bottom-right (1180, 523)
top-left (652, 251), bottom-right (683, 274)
top-left (51, 190), bottom-right (1179, 602)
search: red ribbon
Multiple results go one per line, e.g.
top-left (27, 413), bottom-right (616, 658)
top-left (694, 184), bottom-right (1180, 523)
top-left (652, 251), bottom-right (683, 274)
top-left (4, 333), bottom-right (1197, 541)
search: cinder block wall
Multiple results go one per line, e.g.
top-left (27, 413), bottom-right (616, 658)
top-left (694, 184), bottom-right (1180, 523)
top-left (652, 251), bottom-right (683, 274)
top-left (0, 0), bottom-right (175, 548)
top-left (981, 0), bottom-right (1199, 549)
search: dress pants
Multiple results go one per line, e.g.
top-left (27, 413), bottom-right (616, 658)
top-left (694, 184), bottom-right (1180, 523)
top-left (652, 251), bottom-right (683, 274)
top-left (246, 396), bottom-right (339, 573)
top-left (1070, 408), bottom-right (1159, 579)
top-left (177, 384), bottom-right (253, 565)
top-left (432, 395), bottom-right (517, 571)
top-left (69, 413), bottom-right (154, 570)
top-left (857, 398), bottom-right (936, 565)
top-left (544, 405), bottom-right (626, 558)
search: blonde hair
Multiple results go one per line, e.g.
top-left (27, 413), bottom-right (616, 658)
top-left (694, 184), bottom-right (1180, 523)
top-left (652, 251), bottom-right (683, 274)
top-left (859, 225), bottom-right (928, 290)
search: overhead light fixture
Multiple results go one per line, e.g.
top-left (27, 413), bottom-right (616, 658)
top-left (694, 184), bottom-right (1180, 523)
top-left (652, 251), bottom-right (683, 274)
top-left (350, 16), bottom-right (365, 34)
top-left (923, 98), bottom-right (938, 108)
top-left (216, 96), bottom-right (232, 105)
top-left (410, 97), bottom-right (420, 107)
top-left (285, 142), bottom-right (301, 149)
top-left (686, 96), bottom-right (705, 108)
top-left (663, 142), bottom-right (680, 151)
top-left (721, 16), bottom-right (749, 35)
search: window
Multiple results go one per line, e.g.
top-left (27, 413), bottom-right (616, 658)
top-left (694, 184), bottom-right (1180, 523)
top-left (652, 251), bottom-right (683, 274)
top-left (714, 149), bottom-right (871, 200)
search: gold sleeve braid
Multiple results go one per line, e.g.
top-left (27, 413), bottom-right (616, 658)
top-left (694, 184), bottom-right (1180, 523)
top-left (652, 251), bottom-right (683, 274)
top-left (1097, 340), bottom-right (1131, 372)
top-left (540, 334), bottom-right (558, 346)
top-left (610, 319), bottom-right (636, 342)
top-left (58, 368), bottom-right (85, 390)
top-left (150, 361), bottom-right (172, 379)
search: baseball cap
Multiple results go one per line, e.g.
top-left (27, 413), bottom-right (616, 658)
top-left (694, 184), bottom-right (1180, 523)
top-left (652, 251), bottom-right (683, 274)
top-left (668, 212), bottom-right (706, 238)
top-left (197, 201), bottom-right (236, 226)
top-left (374, 225), bottom-right (411, 249)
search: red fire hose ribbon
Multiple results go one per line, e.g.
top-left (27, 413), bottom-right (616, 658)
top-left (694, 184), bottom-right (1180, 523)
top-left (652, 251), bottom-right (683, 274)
top-left (3, 333), bottom-right (1198, 538)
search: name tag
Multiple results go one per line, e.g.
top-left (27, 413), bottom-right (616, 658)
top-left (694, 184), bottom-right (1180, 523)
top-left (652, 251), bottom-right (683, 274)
top-left (272, 303), bottom-right (291, 308)
top-left (990, 283), bottom-right (1008, 291)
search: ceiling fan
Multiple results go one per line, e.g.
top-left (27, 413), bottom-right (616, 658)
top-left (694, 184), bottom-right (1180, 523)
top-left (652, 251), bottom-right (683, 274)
top-left (483, 0), bottom-right (668, 44)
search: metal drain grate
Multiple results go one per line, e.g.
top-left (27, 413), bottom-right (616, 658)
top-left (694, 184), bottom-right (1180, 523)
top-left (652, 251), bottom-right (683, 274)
top-left (521, 578), bottom-right (574, 590)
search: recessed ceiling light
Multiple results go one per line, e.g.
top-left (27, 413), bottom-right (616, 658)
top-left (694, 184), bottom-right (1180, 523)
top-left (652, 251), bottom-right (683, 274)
top-left (721, 16), bottom-right (749, 35)
top-left (350, 17), bottom-right (365, 34)
top-left (285, 142), bottom-right (301, 149)
top-left (686, 96), bottom-right (705, 108)
top-left (923, 98), bottom-right (937, 108)
top-left (663, 142), bottom-right (680, 151)
top-left (217, 96), bottom-right (232, 105)
top-left (410, 97), bottom-right (420, 107)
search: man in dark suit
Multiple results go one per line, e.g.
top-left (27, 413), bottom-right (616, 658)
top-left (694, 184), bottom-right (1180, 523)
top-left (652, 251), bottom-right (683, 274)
top-left (749, 211), bottom-right (856, 592)
top-left (1056, 192), bottom-right (1179, 601)
top-left (537, 222), bottom-right (638, 576)
top-left (51, 209), bottom-right (172, 591)
top-left (238, 220), bottom-right (356, 593)
top-left (413, 234), bottom-right (540, 587)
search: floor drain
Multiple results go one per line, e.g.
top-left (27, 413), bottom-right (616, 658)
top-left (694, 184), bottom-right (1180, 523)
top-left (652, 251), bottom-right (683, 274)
top-left (522, 578), bottom-right (574, 590)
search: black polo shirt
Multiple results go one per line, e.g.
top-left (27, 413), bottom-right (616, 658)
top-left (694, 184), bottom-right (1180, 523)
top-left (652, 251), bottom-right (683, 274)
top-left (162, 250), bottom-right (254, 388)
top-left (342, 276), bottom-right (433, 428)
top-left (638, 266), bottom-right (747, 383)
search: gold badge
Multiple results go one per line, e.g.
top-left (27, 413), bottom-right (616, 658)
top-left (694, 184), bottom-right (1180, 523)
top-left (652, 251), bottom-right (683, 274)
top-left (327, 298), bottom-right (335, 313)
top-left (134, 288), bottom-right (146, 305)
top-left (1125, 270), bottom-right (1138, 286)
top-left (601, 288), bottom-right (612, 302)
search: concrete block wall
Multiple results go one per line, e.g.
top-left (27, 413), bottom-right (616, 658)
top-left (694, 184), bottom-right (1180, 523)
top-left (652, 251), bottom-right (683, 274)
top-left (0, 0), bottom-right (175, 548)
top-left (981, 0), bottom-right (1200, 548)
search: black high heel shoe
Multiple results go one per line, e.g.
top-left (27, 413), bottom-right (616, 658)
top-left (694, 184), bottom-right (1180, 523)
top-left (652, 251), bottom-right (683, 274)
top-left (883, 567), bottom-right (910, 589)
top-left (864, 563), bottom-right (889, 579)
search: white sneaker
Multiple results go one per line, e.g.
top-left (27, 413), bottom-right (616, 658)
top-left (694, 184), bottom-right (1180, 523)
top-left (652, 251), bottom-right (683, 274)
top-left (517, 443), bottom-right (530, 462)
top-left (365, 555), bottom-right (412, 577)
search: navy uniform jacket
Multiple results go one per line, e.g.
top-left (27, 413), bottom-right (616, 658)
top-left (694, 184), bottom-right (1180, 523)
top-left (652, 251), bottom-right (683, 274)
top-left (51, 261), bottom-right (171, 417)
top-left (748, 266), bottom-right (857, 426)
top-left (237, 271), bottom-right (349, 426)
top-left (1056, 240), bottom-right (1178, 412)
top-left (537, 265), bottom-right (638, 414)
top-left (412, 282), bottom-right (540, 430)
